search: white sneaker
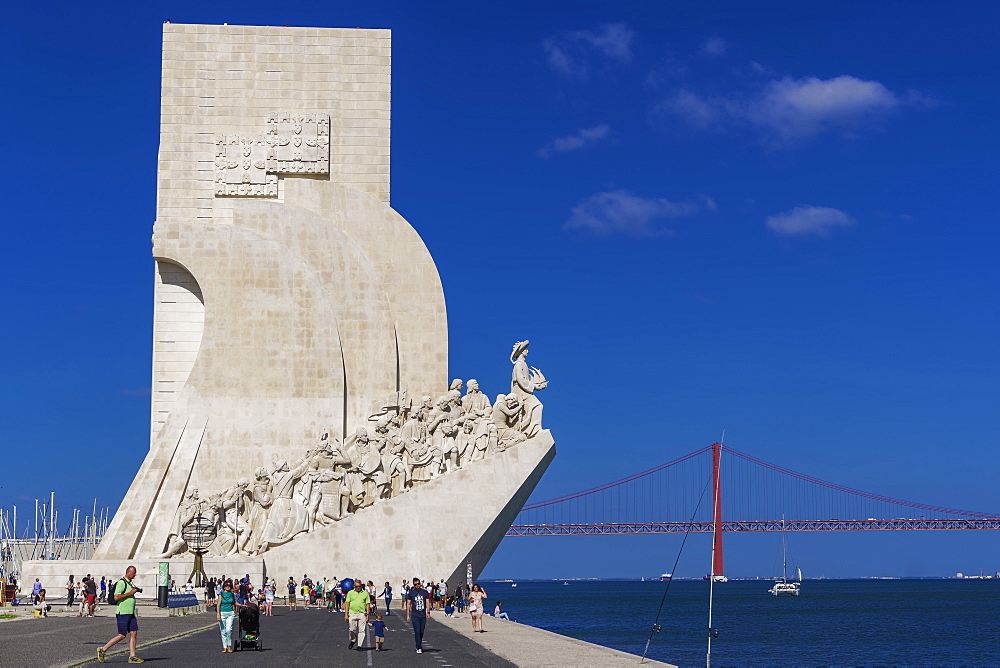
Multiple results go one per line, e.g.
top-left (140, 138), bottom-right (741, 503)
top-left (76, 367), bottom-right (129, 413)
top-left (416, 648), bottom-right (422, 654)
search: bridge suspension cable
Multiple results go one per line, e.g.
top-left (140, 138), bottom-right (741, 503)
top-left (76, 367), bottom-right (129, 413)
top-left (508, 443), bottom-right (1000, 537)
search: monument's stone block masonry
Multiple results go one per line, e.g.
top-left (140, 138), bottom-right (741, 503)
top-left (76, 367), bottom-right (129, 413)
top-left (22, 23), bottom-right (554, 591)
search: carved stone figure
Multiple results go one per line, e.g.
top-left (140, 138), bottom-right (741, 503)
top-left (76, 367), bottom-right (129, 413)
top-left (462, 379), bottom-right (494, 462)
top-left (350, 427), bottom-right (390, 506)
top-left (159, 488), bottom-right (203, 558)
top-left (261, 455), bottom-right (312, 547)
top-left (316, 441), bottom-right (350, 524)
top-left (462, 379), bottom-right (491, 416)
top-left (296, 451), bottom-right (339, 531)
top-left (454, 420), bottom-right (475, 469)
top-left (376, 418), bottom-right (410, 495)
top-left (428, 395), bottom-right (459, 473)
top-left (510, 340), bottom-right (548, 438)
top-left (493, 393), bottom-right (527, 451)
top-left (245, 467), bottom-right (273, 555)
top-left (402, 406), bottom-right (442, 482)
top-left (219, 479), bottom-right (251, 556)
top-left (448, 388), bottom-right (465, 420)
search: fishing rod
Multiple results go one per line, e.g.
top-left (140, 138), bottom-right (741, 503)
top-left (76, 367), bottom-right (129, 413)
top-left (640, 475), bottom-right (712, 664)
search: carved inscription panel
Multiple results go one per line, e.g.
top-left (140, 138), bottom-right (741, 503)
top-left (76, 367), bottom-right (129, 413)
top-left (215, 135), bottom-right (278, 197)
top-left (267, 113), bottom-right (330, 175)
top-left (214, 113), bottom-right (330, 198)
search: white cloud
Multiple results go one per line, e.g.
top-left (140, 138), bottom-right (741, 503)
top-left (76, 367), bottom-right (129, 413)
top-left (749, 76), bottom-right (901, 140)
top-left (660, 74), bottom-right (917, 143)
top-left (659, 89), bottom-right (723, 129)
top-left (544, 23), bottom-right (634, 81)
top-left (765, 205), bottom-right (855, 237)
top-left (565, 189), bottom-right (707, 236)
top-left (700, 36), bottom-right (727, 57)
top-left (538, 124), bottom-right (611, 158)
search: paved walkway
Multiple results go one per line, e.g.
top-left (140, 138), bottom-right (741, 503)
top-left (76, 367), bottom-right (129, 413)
top-left (434, 612), bottom-right (675, 667)
top-left (0, 604), bottom-right (675, 666)
top-left (0, 610), bottom-right (213, 667)
top-left (1, 606), bottom-right (515, 667)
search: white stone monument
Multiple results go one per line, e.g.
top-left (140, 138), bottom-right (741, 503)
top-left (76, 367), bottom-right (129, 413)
top-left (23, 23), bottom-right (554, 592)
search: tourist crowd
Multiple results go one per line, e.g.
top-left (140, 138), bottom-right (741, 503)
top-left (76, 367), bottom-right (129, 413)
top-left (21, 566), bottom-right (511, 661)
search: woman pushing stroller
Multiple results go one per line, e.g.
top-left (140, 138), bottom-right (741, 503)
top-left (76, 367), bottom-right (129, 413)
top-left (216, 579), bottom-right (245, 653)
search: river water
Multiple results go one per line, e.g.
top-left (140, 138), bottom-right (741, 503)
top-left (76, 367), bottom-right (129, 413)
top-left (483, 578), bottom-right (999, 666)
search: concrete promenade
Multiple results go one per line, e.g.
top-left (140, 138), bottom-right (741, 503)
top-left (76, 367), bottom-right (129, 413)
top-left (434, 612), bottom-right (675, 667)
top-left (0, 602), bottom-right (675, 667)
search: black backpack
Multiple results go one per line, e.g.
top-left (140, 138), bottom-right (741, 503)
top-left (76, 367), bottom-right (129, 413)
top-left (107, 578), bottom-right (124, 605)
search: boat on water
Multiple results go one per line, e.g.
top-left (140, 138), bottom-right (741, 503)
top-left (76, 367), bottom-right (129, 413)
top-left (768, 517), bottom-right (801, 596)
top-left (511, 582), bottom-right (517, 587)
top-left (704, 574), bottom-right (729, 583)
top-left (660, 573), bottom-right (672, 581)
top-left (769, 573), bottom-right (801, 596)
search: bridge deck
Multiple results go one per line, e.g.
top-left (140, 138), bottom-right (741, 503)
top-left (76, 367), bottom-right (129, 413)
top-left (506, 518), bottom-right (1000, 536)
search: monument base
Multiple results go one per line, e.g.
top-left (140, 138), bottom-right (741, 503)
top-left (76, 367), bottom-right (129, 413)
top-left (20, 557), bottom-right (264, 600)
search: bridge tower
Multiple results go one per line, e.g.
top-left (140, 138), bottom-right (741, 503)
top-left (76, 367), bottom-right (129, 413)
top-left (711, 442), bottom-right (725, 579)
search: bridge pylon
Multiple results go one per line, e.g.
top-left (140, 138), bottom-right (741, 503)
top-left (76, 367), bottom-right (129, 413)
top-left (711, 442), bottom-right (724, 579)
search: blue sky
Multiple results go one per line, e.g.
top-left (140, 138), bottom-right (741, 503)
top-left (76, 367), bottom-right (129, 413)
top-left (2, 0), bottom-right (998, 578)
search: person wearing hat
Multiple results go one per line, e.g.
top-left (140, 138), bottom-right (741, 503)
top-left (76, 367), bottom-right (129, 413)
top-left (509, 340), bottom-right (548, 438)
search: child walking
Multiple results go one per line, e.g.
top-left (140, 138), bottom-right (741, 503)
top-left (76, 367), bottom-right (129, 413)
top-left (370, 612), bottom-right (388, 651)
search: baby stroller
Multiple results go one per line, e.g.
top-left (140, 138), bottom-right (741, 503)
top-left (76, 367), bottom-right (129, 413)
top-left (236, 602), bottom-right (262, 651)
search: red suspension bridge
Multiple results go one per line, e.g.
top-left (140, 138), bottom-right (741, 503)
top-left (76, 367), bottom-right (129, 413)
top-left (505, 443), bottom-right (1000, 576)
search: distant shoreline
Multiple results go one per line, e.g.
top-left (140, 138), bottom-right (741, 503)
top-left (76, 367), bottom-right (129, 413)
top-left (482, 575), bottom-right (1000, 581)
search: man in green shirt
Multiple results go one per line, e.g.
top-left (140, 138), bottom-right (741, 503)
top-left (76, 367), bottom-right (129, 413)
top-left (98, 566), bottom-right (143, 663)
top-left (344, 578), bottom-right (371, 650)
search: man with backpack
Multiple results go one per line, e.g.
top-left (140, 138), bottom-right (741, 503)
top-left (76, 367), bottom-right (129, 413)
top-left (98, 566), bottom-right (144, 663)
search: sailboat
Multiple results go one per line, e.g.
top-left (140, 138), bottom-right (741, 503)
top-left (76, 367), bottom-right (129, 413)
top-left (768, 517), bottom-right (801, 596)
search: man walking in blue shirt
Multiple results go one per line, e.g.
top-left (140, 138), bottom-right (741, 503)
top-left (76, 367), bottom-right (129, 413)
top-left (405, 578), bottom-right (432, 654)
